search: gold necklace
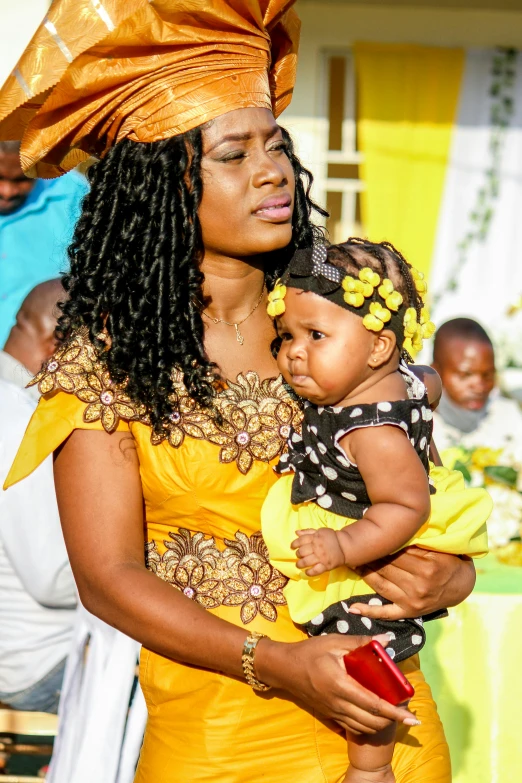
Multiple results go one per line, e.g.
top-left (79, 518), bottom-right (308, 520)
top-left (200, 284), bottom-right (266, 346)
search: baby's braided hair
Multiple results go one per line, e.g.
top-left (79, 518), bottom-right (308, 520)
top-left (328, 237), bottom-right (424, 319)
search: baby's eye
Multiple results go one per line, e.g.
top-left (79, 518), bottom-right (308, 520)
top-left (311, 330), bottom-right (325, 341)
top-left (280, 332), bottom-right (292, 341)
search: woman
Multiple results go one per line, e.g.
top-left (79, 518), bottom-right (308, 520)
top-left (2, 2), bottom-right (473, 781)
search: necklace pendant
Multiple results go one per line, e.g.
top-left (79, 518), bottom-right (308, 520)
top-left (234, 323), bottom-right (244, 345)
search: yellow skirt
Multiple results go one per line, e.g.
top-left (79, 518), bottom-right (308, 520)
top-left (262, 466), bottom-right (491, 625)
top-left (135, 604), bottom-right (451, 783)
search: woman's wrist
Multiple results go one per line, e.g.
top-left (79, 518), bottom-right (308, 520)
top-left (253, 637), bottom-right (295, 691)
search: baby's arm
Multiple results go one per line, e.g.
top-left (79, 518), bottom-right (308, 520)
top-left (294, 425), bottom-right (431, 577)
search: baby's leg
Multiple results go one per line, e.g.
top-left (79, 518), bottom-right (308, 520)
top-left (343, 722), bottom-right (396, 783)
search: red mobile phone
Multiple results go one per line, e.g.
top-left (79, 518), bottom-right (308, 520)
top-left (343, 640), bottom-right (414, 705)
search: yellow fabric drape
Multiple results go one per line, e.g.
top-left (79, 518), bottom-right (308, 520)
top-left (354, 43), bottom-right (464, 277)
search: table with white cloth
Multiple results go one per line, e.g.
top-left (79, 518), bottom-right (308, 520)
top-left (421, 553), bottom-right (522, 783)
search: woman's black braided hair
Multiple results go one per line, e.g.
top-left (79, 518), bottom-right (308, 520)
top-left (57, 127), bottom-right (327, 435)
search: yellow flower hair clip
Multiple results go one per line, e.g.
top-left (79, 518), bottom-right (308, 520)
top-left (342, 276), bottom-right (365, 307)
top-left (358, 267), bottom-right (381, 297)
top-left (377, 278), bottom-right (404, 312)
top-left (342, 267), bottom-right (381, 307)
top-left (267, 280), bottom-right (287, 317)
top-left (410, 267), bottom-right (428, 300)
top-left (403, 306), bottom-right (435, 353)
top-left (362, 302), bottom-right (392, 332)
top-left (419, 307), bottom-right (436, 340)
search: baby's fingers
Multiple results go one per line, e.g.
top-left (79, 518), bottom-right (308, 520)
top-left (305, 563), bottom-right (328, 577)
top-left (296, 553), bottom-right (320, 570)
top-left (291, 532), bottom-right (315, 550)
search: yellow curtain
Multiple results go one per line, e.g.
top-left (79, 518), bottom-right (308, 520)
top-left (354, 43), bottom-right (464, 277)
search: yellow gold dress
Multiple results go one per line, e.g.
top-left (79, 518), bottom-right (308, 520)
top-left (5, 330), bottom-right (451, 783)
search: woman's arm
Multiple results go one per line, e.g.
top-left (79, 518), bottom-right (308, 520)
top-left (351, 548), bottom-right (476, 621)
top-left (54, 428), bottom-right (419, 734)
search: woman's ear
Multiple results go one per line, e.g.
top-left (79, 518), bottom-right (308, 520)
top-left (368, 330), bottom-right (397, 369)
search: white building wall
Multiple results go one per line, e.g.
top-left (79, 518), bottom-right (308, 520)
top-left (283, 0), bottom-right (522, 217)
top-left (0, 0), bottom-right (48, 88)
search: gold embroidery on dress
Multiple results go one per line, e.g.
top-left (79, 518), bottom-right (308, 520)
top-left (30, 328), bottom-right (302, 473)
top-left (145, 529), bottom-right (288, 624)
top-left (29, 327), bottom-right (144, 432)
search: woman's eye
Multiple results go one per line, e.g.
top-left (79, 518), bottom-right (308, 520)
top-left (311, 330), bottom-right (325, 341)
top-left (269, 142), bottom-right (288, 154)
top-left (219, 151), bottom-right (246, 162)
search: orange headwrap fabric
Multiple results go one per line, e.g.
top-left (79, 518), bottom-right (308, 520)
top-left (0, 0), bottom-right (299, 178)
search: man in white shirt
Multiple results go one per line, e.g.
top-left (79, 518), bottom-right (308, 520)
top-left (0, 379), bottom-right (76, 712)
top-left (0, 278), bottom-right (76, 713)
top-left (431, 317), bottom-right (522, 455)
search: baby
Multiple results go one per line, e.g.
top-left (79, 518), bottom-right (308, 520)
top-left (262, 239), bottom-right (491, 783)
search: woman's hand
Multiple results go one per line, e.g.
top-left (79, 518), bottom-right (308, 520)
top-left (256, 634), bottom-right (419, 735)
top-left (348, 547), bottom-right (476, 621)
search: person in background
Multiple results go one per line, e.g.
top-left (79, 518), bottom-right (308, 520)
top-left (431, 317), bottom-right (522, 453)
top-left (0, 140), bottom-right (87, 346)
top-left (0, 282), bottom-right (76, 713)
top-left (0, 278), bottom-right (63, 399)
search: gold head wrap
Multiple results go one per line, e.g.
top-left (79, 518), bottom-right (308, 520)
top-left (0, 0), bottom-right (299, 178)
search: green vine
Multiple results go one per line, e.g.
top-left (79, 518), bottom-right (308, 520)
top-left (432, 48), bottom-right (517, 307)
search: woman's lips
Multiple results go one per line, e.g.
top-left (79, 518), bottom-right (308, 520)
top-left (253, 195), bottom-right (292, 222)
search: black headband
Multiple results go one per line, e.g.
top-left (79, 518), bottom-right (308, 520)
top-left (281, 245), bottom-right (407, 346)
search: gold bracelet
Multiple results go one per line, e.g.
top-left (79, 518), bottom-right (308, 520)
top-left (242, 631), bottom-right (271, 692)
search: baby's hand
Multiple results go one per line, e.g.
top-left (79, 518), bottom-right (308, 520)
top-left (291, 528), bottom-right (346, 576)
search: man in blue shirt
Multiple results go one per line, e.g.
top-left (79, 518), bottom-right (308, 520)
top-left (0, 140), bottom-right (88, 346)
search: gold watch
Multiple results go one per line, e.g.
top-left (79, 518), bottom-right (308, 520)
top-left (242, 632), bottom-right (271, 692)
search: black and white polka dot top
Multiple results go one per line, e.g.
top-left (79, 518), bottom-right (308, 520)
top-left (275, 363), bottom-right (435, 519)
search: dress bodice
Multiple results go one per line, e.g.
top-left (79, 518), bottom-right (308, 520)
top-left (4, 329), bottom-right (303, 632)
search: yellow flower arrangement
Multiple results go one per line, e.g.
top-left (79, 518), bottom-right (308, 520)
top-left (363, 302), bottom-right (391, 332)
top-left (441, 444), bottom-right (522, 551)
top-left (471, 447), bottom-right (504, 470)
top-left (266, 280), bottom-right (287, 317)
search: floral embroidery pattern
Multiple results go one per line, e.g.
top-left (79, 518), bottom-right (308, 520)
top-left (146, 529), bottom-right (288, 624)
top-left (29, 327), bottom-right (144, 432)
top-left (32, 328), bottom-right (302, 473)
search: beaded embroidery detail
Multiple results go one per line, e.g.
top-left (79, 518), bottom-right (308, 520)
top-left (145, 529), bottom-right (288, 623)
top-left (29, 327), bottom-right (145, 432)
top-left (29, 328), bottom-right (302, 474)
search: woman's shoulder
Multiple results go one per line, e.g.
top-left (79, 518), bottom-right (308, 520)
top-left (28, 327), bottom-right (145, 433)
top-left (4, 329), bottom-right (137, 490)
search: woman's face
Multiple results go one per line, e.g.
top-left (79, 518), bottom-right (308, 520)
top-left (198, 108), bottom-right (295, 258)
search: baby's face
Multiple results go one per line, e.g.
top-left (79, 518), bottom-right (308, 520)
top-left (276, 288), bottom-right (376, 406)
